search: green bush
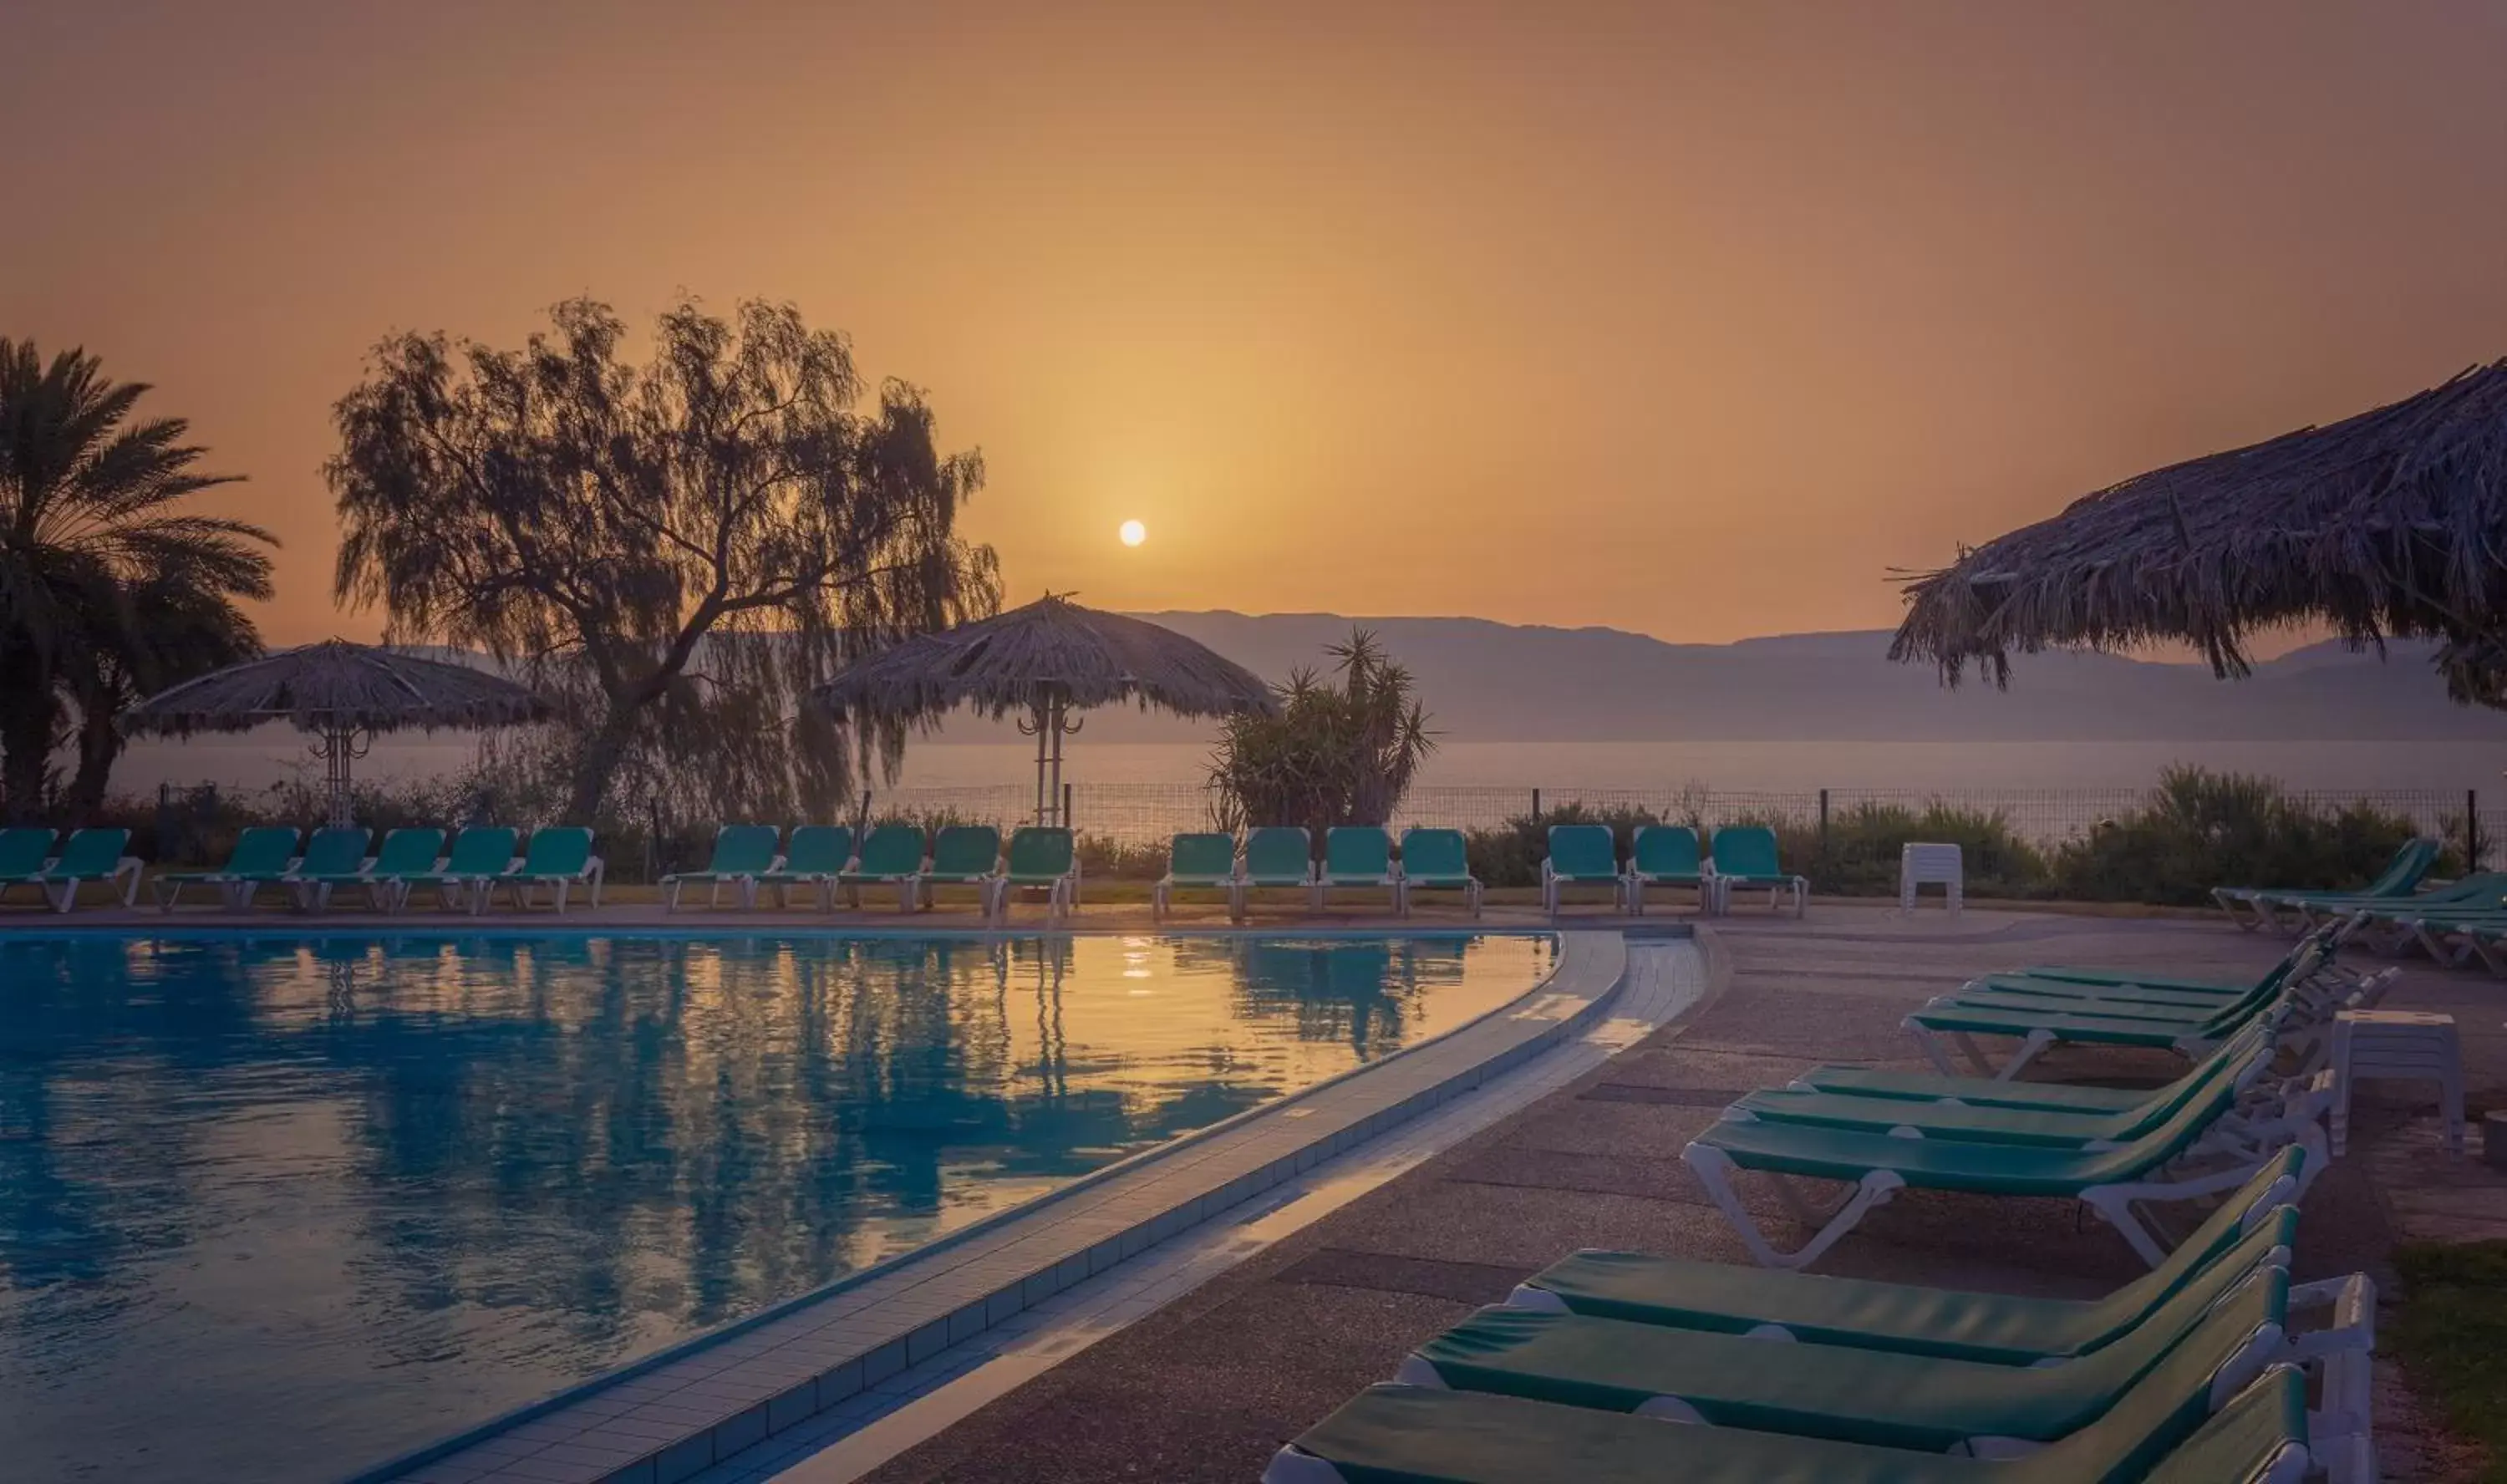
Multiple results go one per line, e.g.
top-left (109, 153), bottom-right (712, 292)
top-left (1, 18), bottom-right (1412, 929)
top-left (1076, 832), bottom-right (1168, 881)
top-left (2049, 766), bottom-right (2441, 906)
top-left (1808, 801), bottom-right (2052, 899)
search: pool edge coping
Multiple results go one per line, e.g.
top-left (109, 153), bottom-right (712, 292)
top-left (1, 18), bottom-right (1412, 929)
top-left (347, 927), bottom-right (1650, 1484)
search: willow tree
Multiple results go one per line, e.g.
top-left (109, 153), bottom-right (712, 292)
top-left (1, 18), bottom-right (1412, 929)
top-left (328, 297), bottom-right (999, 822)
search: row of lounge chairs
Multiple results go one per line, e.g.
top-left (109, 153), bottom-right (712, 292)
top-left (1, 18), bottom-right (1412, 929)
top-left (1270, 928), bottom-right (2378, 1483)
top-left (2217, 836), bottom-right (2507, 974)
top-left (663, 823), bottom-right (1079, 921)
top-left (0, 826), bottom-right (144, 912)
top-left (1539, 822), bottom-right (1808, 917)
top-left (155, 824), bottom-right (606, 913)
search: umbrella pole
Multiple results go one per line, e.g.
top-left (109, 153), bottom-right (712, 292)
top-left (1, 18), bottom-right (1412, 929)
top-left (1024, 699), bottom-right (1050, 828)
top-left (310, 721), bottom-right (369, 831)
top-left (1047, 694), bottom-right (1065, 830)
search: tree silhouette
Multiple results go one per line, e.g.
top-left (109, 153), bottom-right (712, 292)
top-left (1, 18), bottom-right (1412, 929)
top-left (328, 297), bottom-right (999, 822)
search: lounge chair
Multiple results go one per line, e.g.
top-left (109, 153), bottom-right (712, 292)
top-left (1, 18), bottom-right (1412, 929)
top-left (280, 826), bottom-right (375, 911)
top-left (1263, 1360), bottom-right (2319, 1484)
top-left (1154, 833), bottom-right (1239, 921)
top-left (31, 827), bottom-right (142, 912)
top-left (1540, 824), bottom-right (1622, 916)
top-left (917, 825), bottom-right (1001, 912)
top-left (297, 826), bottom-right (444, 912)
top-left (1509, 1148), bottom-right (2302, 1362)
top-left (1623, 825), bottom-right (1707, 915)
top-left (152, 826), bottom-right (298, 912)
top-left (758, 825), bottom-right (852, 909)
top-left (662, 824), bottom-right (782, 911)
top-left (2214, 836), bottom-right (2440, 932)
top-left (1682, 1067), bottom-right (2332, 1270)
top-left (1793, 1024), bottom-right (2280, 1115)
top-left (841, 824), bottom-right (928, 912)
top-left (0, 826), bottom-right (58, 907)
top-left (1239, 826), bottom-right (1314, 920)
top-left (1396, 828), bottom-right (1480, 917)
top-left (1390, 1265), bottom-right (2366, 1465)
top-left (990, 826), bottom-right (1078, 922)
top-left (481, 826), bottom-right (603, 912)
top-left (398, 826), bottom-right (521, 912)
top-left (1318, 826), bottom-right (1398, 913)
top-left (1707, 823), bottom-right (1805, 917)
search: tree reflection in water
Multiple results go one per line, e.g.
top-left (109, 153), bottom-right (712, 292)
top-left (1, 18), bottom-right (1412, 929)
top-left (0, 930), bottom-right (1551, 1484)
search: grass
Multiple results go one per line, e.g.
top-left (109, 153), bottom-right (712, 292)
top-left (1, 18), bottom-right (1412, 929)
top-left (2388, 1240), bottom-right (2507, 1482)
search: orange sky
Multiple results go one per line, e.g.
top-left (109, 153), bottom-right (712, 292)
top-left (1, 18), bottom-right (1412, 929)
top-left (8, 1), bottom-right (2506, 648)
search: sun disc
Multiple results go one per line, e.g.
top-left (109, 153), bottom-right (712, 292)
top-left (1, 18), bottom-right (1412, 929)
top-left (1119, 519), bottom-right (1147, 546)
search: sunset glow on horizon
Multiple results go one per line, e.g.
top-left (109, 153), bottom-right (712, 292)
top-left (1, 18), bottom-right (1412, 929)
top-left (7, 2), bottom-right (2505, 649)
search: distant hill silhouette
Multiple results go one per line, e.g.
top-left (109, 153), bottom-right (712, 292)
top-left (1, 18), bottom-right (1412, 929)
top-left (921, 612), bottom-right (2507, 745)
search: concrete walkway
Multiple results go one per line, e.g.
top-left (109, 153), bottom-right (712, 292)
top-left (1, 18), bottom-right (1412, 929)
top-left (822, 904), bottom-right (2502, 1484)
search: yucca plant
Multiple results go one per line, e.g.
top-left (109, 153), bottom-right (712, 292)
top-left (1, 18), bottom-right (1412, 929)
top-left (1206, 630), bottom-right (1434, 836)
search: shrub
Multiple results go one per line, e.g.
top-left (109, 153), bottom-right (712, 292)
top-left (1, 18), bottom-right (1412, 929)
top-left (2049, 766), bottom-right (2437, 906)
top-left (1076, 832), bottom-right (1168, 881)
top-left (1208, 630), bottom-right (1432, 836)
top-left (1806, 800), bottom-right (2052, 898)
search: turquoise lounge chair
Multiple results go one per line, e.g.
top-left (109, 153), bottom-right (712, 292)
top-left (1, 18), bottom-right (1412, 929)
top-left (1541, 824), bottom-right (1622, 916)
top-left (31, 827), bottom-right (142, 912)
top-left (1320, 826), bottom-right (1397, 913)
top-left (1509, 1150), bottom-right (2303, 1364)
top-left (842, 825), bottom-right (928, 911)
top-left (153, 826), bottom-right (299, 912)
top-left (398, 826), bottom-right (521, 912)
top-left (280, 826), bottom-right (375, 911)
top-left (918, 825), bottom-right (1001, 912)
top-left (2214, 836), bottom-right (2440, 932)
top-left (481, 826), bottom-right (603, 912)
top-left (296, 826), bottom-right (444, 912)
top-left (1396, 828), bottom-right (1480, 918)
top-left (758, 825), bottom-right (852, 910)
top-left (1794, 1024), bottom-right (2275, 1115)
top-left (1262, 1361), bottom-right (2317, 1484)
top-left (1708, 823), bottom-right (1806, 917)
top-left (1681, 1069), bottom-right (2332, 1270)
top-left (1154, 833), bottom-right (1239, 920)
top-left (1624, 825), bottom-right (1706, 914)
top-left (1240, 827), bottom-right (1314, 920)
top-left (1391, 1268), bottom-right (2342, 1460)
top-left (0, 827), bottom-right (58, 907)
top-left (662, 825), bottom-right (782, 911)
top-left (991, 826), bottom-right (1078, 922)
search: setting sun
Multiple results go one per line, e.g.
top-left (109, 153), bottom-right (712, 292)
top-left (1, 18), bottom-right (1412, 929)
top-left (1118, 519), bottom-right (1147, 547)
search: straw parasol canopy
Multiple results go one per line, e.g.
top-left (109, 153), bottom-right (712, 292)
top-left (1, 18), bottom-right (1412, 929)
top-left (1893, 359), bottom-right (2507, 706)
top-left (811, 594), bottom-right (1274, 826)
top-left (124, 639), bottom-right (551, 826)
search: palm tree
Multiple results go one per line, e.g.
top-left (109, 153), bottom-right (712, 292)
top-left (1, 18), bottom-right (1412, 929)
top-left (0, 341), bottom-right (275, 821)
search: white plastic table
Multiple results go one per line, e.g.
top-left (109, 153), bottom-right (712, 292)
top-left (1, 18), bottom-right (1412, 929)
top-left (1899, 842), bottom-right (1964, 912)
top-left (2331, 1009), bottom-right (2464, 1156)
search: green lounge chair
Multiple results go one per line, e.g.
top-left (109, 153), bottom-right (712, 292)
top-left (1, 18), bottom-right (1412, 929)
top-left (481, 826), bottom-right (603, 913)
top-left (758, 825), bottom-right (853, 910)
top-left (2281, 870), bottom-right (2507, 953)
top-left (280, 826), bottom-right (375, 911)
top-left (32, 827), bottom-right (142, 912)
top-left (399, 826), bottom-right (521, 912)
top-left (1708, 823), bottom-right (1806, 917)
top-left (2214, 836), bottom-right (2440, 932)
top-left (1540, 824), bottom-right (1623, 916)
top-left (1393, 1267), bottom-right (2347, 1460)
top-left (1261, 1362), bottom-right (2317, 1484)
top-left (1794, 1024), bottom-right (2275, 1114)
top-left (661, 825), bottom-right (782, 911)
top-left (991, 826), bottom-right (1078, 922)
top-left (841, 824), bottom-right (928, 912)
top-left (1682, 1068), bottom-right (2332, 1270)
top-left (1510, 1149), bottom-right (2303, 1364)
top-left (1154, 832), bottom-right (1239, 920)
top-left (1396, 828), bottom-right (1480, 917)
top-left (152, 826), bottom-right (297, 912)
top-left (296, 826), bottom-right (444, 912)
top-left (1732, 1034), bottom-right (2276, 1149)
top-left (917, 825), bottom-right (1001, 912)
top-left (1240, 826), bottom-right (1314, 920)
top-left (0, 827), bottom-right (58, 907)
top-left (1320, 826), bottom-right (1397, 913)
top-left (1624, 825), bottom-right (1706, 915)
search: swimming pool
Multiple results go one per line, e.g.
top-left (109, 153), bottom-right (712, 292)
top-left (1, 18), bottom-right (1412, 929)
top-left (0, 930), bottom-right (1554, 1483)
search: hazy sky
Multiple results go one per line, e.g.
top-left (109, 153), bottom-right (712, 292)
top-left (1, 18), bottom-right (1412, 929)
top-left (8, 1), bottom-right (2506, 648)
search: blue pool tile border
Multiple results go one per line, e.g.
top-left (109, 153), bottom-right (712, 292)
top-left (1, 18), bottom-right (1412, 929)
top-left (351, 928), bottom-right (1645, 1484)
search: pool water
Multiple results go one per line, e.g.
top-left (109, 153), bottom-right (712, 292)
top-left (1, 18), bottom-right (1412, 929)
top-left (0, 931), bottom-right (1552, 1483)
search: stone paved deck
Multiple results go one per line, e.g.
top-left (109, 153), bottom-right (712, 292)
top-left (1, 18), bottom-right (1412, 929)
top-left (826, 904), bottom-right (2504, 1484)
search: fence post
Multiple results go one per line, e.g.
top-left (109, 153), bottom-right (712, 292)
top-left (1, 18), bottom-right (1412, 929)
top-left (2469, 788), bottom-right (2484, 870)
top-left (1818, 788), bottom-right (1831, 880)
top-left (1063, 782), bottom-right (1074, 833)
top-left (646, 791), bottom-right (664, 884)
top-left (1531, 788), bottom-right (1541, 821)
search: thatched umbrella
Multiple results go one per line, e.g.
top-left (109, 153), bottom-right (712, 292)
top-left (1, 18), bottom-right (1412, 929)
top-left (1894, 359), bottom-right (2507, 704)
top-left (123, 639), bottom-right (551, 827)
top-left (810, 594), bottom-right (1274, 826)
